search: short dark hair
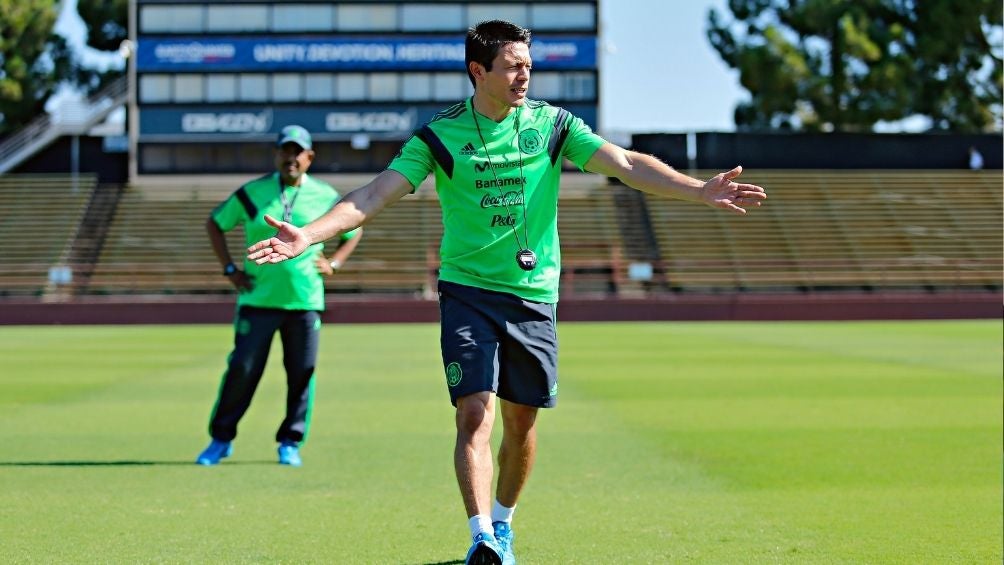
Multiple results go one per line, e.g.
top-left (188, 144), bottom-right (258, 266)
top-left (465, 20), bottom-right (532, 87)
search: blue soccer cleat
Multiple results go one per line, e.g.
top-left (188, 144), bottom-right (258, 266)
top-left (196, 439), bottom-right (232, 465)
top-left (492, 521), bottom-right (516, 565)
top-left (277, 441), bottom-right (302, 467)
top-left (465, 532), bottom-right (502, 565)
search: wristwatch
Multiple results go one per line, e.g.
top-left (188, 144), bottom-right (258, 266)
top-left (329, 259), bottom-right (341, 271)
top-left (222, 262), bottom-right (238, 276)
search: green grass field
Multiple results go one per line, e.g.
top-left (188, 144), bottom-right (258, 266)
top-left (0, 320), bottom-right (1000, 564)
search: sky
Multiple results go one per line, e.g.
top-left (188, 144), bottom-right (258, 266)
top-left (598, 0), bottom-right (741, 135)
top-left (53, 0), bottom-right (744, 135)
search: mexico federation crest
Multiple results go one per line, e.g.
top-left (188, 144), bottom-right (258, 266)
top-left (446, 362), bottom-right (463, 387)
top-left (518, 129), bottom-right (544, 155)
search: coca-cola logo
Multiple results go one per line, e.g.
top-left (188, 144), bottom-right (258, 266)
top-left (480, 191), bottom-right (524, 208)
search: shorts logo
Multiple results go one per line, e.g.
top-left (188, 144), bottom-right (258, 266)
top-left (446, 362), bottom-right (463, 387)
top-left (549, 383), bottom-right (559, 396)
top-left (518, 129), bottom-right (544, 155)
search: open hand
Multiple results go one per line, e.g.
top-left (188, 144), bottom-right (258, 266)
top-left (703, 166), bottom-right (767, 214)
top-left (247, 214), bottom-right (311, 264)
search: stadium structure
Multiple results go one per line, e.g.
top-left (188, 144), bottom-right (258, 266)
top-left (0, 0), bottom-right (1000, 324)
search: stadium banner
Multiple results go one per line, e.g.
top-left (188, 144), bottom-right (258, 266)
top-left (137, 36), bottom-right (597, 71)
top-left (138, 104), bottom-right (598, 138)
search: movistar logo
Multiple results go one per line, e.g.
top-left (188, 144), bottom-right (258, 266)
top-left (459, 142), bottom-right (478, 156)
top-left (475, 159), bottom-right (522, 173)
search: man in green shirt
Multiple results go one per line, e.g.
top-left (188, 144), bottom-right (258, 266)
top-left (196, 125), bottom-right (362, 468)
top-left (248, 21), bottom-right (765, 564)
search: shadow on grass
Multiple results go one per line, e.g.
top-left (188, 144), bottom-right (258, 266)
top-left (0, 460), bottom-right (276, 466)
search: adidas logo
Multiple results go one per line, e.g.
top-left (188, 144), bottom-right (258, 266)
top-left (459, 142), bottom-right (478, 156)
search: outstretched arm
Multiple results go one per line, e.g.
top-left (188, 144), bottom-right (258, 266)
top-left (248, 169), bottom-right (414, 264)
top-left (583, 143), bottom-right (766, 214)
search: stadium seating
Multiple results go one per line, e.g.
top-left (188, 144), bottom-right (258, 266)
top-left (84, 179), bottom-right (446, 297)
top-left (645, 170), bottom-right (1003, 293)
top-left (548, 181), bottom-right (628, 295)
top-left (0, 174), bottom-right (97, 297)
top-left (0, 170), bottom-right (999, 300)
top-left (85, 184), bottom-right (235, 295)
top-left (324, 187), bottom-right (443, 298)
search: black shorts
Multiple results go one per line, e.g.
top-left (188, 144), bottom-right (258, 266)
top-left (438, 280), bottom-right (558, 408)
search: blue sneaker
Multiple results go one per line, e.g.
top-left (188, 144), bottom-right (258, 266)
top-left (465, 532), bottom-right (502, 565)
top-left (277, 441), bottom-right (302, 467)
top-left (492, 521), bottom-right (516, 565)
top-left (196, 439), bottom-right (232, 465)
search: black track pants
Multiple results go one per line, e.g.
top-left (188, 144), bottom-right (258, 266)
top-left (208, 306), bottom-right (320, 444)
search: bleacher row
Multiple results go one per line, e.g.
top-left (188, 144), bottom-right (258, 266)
top-left (648, 170), bottom-right (1003, 292)
top-left (0, 175), bottom-right (97, 297)
top-left (0, 170), bottom-right (1000, 300)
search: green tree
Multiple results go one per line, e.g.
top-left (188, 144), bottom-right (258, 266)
top-left (707, 0), bottom-right (1003, 132)
top-left (0, 0), bottom-right (78, 135)
top-left (75, 0), bottom-right (127, 93)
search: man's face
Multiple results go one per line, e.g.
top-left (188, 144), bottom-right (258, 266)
top-left (480, 42), bottom-right (531, 108)
top-left (275, 142), bottom-right (314, 184)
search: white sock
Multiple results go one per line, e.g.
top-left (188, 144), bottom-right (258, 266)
top-left (468, 515), bottom-right (493, 540)
top-left (491, 500), bottom-right (515, 524)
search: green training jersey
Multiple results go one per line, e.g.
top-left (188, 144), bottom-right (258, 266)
top-left (211, 172), bottom-right (359, 311)
top-left (388, 98), bottom-right (606, 303)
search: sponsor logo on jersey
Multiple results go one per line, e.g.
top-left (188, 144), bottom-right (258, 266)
top-left (459, 142), bottom-right (478, 156)
top-left (490, 214), bottom-right (516, 227)
top-left (474, 159), bottom-right (523, 173)
top-left (475, 177), bottom-right (526, 190)
top-left (480, 190), bottom-right (524, 208)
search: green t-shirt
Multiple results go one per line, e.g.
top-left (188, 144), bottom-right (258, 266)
top-left (388, 98), bottom-right (606, 303)
top-left (211, 172), bottom-right (359, 311)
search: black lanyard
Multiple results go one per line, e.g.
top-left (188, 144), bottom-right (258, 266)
top-left (278, 177), bottom-right (300, 223)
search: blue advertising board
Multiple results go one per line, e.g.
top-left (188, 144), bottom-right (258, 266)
top-left (137, 36), bottom-right (597, 72)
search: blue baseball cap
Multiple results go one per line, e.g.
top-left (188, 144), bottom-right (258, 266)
top-left (276, 125), bottom-right (312, 150)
